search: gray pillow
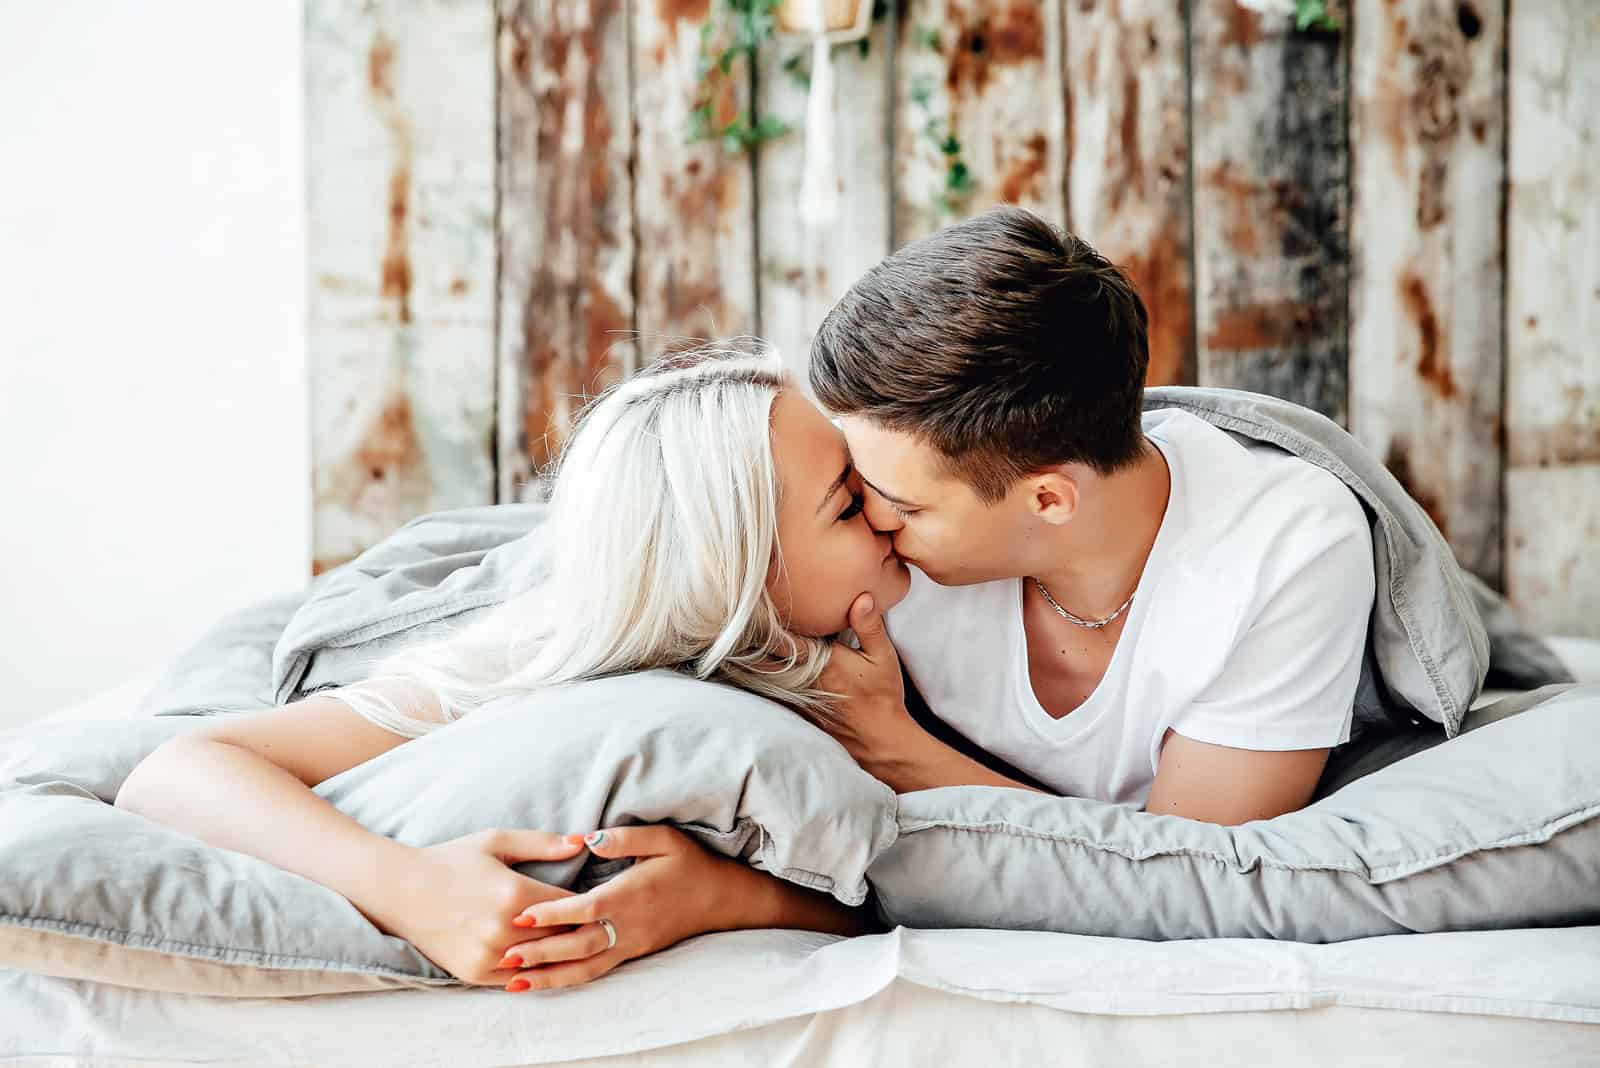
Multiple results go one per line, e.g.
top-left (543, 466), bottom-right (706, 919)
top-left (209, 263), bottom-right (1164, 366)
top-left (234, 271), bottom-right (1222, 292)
top-left (0, 670), bottom-right (896, 996)
top-left (868, 684), bottom-right (1600, 941)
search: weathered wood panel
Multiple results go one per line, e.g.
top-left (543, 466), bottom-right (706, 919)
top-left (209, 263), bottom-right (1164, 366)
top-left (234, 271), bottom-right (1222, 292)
top-left (1348, 0), bottom-right (1505, 583)
top-left (756, 11), bottom-right (893, 389)
top-left (893, 0), bottom-right (1067, 246)
top-left (305, 0), bottom-right (498, 575)
top-left (1190, 0), bottom-right (1349, 422)
top-left (495, 0), bottom-right (634, 503)
top-left (631, 0), bottom-right (758, 352)
top-left (1504, 0), bottom-right (1600, 636)
top-left (1063, 0), bottom-right (1193, 387)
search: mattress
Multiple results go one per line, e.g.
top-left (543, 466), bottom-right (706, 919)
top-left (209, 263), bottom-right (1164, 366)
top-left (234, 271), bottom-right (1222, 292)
top-left (7, 925), bottom-right (1599, 1066)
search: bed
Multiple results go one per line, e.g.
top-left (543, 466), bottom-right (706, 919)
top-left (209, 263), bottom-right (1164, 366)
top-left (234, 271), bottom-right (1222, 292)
top-left (9, 637), bottom-right (1599, 1067)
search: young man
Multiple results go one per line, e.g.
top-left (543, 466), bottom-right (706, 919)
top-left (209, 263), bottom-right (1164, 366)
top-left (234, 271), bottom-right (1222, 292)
top-left (808, 207), bottom-right (1375, 826)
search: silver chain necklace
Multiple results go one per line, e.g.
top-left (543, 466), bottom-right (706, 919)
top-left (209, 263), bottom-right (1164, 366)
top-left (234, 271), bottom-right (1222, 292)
top-left (1032, 578), bottom-right (1135, 630)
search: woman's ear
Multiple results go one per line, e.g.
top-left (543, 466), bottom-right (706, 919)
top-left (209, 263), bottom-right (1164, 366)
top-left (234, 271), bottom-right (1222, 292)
top-left (1027, 469), bottom-right (1079, 525)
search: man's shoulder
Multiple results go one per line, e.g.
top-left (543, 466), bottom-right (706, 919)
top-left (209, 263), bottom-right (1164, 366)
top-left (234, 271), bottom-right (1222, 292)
top-left (1154, 407), bottom-right (1368, 537)
top-left (1154, 416), bottom-right (1372, 611)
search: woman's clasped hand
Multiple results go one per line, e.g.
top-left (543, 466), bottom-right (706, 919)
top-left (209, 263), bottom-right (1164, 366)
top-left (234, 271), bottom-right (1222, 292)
top-left (384, 825), bottom-right (768, 993)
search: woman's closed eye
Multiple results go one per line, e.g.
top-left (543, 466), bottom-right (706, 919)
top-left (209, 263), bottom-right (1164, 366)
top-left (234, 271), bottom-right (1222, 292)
top-left (837, 492), bottom-right (865, 522)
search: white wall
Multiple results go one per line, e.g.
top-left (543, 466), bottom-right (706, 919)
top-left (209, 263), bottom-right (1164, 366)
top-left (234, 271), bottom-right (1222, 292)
top-left (0, 2), bottom-right (309, 727)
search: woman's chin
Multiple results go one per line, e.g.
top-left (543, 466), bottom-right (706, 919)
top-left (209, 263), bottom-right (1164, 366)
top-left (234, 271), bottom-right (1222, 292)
top-left (876, 559), bottom-right (912, 612)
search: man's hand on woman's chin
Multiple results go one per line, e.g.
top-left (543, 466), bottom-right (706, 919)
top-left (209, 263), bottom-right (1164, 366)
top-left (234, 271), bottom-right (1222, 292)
top-left (818, 592), bottom-right (946, 791)
top-left (821, 592), bottom-right (1053, 797)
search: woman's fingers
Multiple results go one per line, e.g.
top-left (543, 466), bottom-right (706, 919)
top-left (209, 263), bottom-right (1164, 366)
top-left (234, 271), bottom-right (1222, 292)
top-left (500, 922), bottom-right (615, 972)
top-left (561, 824), bottom-right (686, 860)
top-left (482, 828), bottom-right (589, 864)
top-left (515, 888), bottom-right (602, 929)
top-left (503, 949), bottom-right (622, 992)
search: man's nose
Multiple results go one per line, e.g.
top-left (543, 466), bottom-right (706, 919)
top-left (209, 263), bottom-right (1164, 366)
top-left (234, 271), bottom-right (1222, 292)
top-left (863, 492), bottom-right (903, 532)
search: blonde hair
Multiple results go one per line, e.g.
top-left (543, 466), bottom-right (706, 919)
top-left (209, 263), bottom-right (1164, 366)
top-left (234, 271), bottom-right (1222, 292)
top-left (340, 341), bottom-right (837, 734)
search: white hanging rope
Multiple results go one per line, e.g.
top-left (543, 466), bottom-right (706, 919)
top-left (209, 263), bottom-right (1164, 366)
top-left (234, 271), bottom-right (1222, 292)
top-left (797, 0), bottom-right (838, 226)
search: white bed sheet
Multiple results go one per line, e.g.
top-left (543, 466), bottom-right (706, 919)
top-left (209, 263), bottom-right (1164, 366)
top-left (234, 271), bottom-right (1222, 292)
top-left (6, 924), bottom-right (1599, 1066)
top-left (12, 639), bottom-right (1600, 1065)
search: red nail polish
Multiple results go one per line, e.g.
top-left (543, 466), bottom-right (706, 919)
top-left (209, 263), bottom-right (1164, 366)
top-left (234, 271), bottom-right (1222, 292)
top-left (506, 978), bottom-right (530, 993)
top-left (499, 955), bottom-right (522, 969)
top-left (512, 915), bottom-right (535, 928)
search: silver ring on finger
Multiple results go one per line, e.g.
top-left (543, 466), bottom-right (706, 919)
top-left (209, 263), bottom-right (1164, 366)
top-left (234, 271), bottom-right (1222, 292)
top-left (598, 917), bottom-right (617, 950)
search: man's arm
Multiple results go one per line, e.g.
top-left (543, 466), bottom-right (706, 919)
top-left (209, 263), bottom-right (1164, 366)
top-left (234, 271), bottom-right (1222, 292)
top-left (877, 736), bottom-right (1050, 794)
top-left (1142, 488), bottom-right (1375, 824)
top-left (1144, 729), bottom-right (1331, 824)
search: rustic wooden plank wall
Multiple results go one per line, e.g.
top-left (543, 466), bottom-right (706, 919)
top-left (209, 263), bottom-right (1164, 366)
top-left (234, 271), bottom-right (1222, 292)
top-left (1063, 0), bottom-right (1194, 389)
top-left (632, 0), bottom-right (759, 350)
top-left (1503, 0), bottom-right (1598, 636)
top-left (305, 0), bottom-right (498, 575)
top-left (305, 0), bottom-right (1596, 635)
top-left (893, 0), bottom-right (1068, 243)
top-left (756, 6), bottom-right (894, 387)
top-left (1191, 0), bottom-right (1350, 424)
top-left (1348, 0), bottom-right (1505, 584)
top-left (495, 0), bottom-right (636, 504)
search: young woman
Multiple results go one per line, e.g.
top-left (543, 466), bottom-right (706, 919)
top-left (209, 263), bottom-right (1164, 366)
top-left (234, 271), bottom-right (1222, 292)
top-left (115, 343), bottom-right (913, 995)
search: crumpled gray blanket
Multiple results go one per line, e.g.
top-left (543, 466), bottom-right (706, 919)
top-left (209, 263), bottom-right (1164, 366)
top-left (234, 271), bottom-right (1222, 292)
top-left (135, 503), bottom-right (1573, 747)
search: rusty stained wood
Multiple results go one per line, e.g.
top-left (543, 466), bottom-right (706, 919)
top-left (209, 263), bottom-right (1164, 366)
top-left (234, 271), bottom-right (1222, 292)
top-left (1347, 0), bottom-right (1505, 583)
top-left (1063, 0), bottom-right (1193, 387)
top-left (1504, 0), bottom-right (1600, 636)
top-left (756, 10), bottom-right (893, 389)
top-left (893, 0), bottom-right (1068, 246)
top-left (631, 0), bottom-right (758, 353)
top-left (1190, 0), bottom-right (1350, 422)
top-left (305, 0), bottom-right (498, 576)
top-left (495, 0), bottom-right (635, 504)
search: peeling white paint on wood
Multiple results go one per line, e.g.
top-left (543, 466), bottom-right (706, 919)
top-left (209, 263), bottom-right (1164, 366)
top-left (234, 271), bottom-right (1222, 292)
top-left (495, 0), bottom-right (635, 503)
top-left (631, 0), bottom-right (758, 350)
top-left (1505, 0), bottom-right (1599, 636)
top-left (893, 0), bottom-right (1067, 246)
top-left (1064, 0), bottom-right (1193, 386)
top-left (1348, 0), bottom-right (1506, 583)
top-left (305, 0), bottom-right (498, 575)
top-left (1191, 0), bottom-right (1350, 422)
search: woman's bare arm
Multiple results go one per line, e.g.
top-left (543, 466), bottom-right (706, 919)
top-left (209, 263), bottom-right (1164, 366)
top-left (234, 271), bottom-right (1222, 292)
top-left (113, 682), bottom-right (448, 932)
top-left (114, 683), bottom-right (597, 987)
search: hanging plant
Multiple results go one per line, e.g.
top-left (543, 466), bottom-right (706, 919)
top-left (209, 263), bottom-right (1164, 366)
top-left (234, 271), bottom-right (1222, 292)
top-left (688, 0), bottom-right (792, 155)
top-left (686, 0), bottom-right (888, 154)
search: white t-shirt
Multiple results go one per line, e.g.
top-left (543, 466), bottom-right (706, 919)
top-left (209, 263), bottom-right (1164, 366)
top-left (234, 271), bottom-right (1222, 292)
top-left (884, 407), bottom-right (1376, 808)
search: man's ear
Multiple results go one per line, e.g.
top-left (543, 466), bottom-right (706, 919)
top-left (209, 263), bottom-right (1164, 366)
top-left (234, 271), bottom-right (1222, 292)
top-left (1026, 468), bottom-right (1079, 525)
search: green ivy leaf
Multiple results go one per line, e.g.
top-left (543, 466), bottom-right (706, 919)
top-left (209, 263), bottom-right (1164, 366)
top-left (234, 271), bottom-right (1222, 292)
top-left (1294, 0), bottom-right (1340, 31)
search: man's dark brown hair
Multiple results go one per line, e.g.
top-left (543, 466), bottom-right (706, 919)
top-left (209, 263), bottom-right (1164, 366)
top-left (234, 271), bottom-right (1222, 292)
top-left (809, 206), bottom-right (1150, 504)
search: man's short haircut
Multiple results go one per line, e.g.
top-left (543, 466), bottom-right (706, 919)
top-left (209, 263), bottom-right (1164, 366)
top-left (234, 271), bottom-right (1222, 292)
top-left (809, 206), bottom-right (1150, 505)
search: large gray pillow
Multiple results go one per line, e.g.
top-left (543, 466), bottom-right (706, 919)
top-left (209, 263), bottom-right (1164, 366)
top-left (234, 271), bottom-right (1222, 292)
top-left (0, 670), bottom-right (896, 996)
top-left (869, 684), bottom-right (1600, 941)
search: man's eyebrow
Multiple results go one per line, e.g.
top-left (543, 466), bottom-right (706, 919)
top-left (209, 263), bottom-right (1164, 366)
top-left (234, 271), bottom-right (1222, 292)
top-left (814, 462), bottom-right (853, 516)
top-left (859, 472), bottom-right (919, 509)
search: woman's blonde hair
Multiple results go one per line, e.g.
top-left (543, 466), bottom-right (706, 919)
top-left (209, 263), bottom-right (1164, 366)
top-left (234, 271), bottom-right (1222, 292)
top-left (340, 340), bottom-right (836, 734)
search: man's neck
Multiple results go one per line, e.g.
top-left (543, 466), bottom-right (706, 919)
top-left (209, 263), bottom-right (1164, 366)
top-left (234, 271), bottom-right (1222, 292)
top-left (1029, 439), bottom-right (1171, 619)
